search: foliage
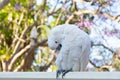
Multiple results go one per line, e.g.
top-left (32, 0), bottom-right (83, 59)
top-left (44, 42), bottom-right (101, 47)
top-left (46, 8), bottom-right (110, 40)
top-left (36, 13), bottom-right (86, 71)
top-left (0, 0), bottom-right (120, 72)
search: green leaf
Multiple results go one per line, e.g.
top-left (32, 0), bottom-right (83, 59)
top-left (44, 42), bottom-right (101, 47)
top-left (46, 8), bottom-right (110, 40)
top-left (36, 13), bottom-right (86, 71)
top-left (0, 12), bottom-right (8, 21)
top-left (38, 25), bottom-right (51, 37)
top-left (45, 5), bottom-right (49, 10)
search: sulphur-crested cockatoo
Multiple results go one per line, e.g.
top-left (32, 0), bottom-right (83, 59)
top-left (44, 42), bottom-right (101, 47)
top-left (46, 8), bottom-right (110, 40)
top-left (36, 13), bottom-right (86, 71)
top-left (48, 24), bottom-right (91, 78)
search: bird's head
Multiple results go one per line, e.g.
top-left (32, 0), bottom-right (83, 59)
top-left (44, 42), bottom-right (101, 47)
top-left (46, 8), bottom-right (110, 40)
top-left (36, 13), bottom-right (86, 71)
top-left (48, 35), bottom-right (62, 51)
top-left (48, 26), bottom-right (64, 51)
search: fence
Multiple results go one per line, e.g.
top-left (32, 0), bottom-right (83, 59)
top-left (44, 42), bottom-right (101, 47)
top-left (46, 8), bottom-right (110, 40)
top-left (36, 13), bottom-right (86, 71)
top-left (0, 72), bottom-right (120, 80)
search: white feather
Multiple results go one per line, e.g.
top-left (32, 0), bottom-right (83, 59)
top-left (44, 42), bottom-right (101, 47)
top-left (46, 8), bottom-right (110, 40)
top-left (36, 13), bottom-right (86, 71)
top-left (48, 24), bottom-right (91, 71)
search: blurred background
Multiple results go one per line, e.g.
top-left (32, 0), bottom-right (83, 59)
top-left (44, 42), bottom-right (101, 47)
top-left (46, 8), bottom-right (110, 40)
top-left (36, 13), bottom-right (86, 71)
top-left (0, 0), bottom-right (120, 72)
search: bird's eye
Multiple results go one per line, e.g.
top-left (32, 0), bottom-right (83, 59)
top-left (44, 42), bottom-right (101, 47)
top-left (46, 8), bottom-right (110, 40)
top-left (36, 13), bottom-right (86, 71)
top-left (55, 41), bottom-right (58, 43)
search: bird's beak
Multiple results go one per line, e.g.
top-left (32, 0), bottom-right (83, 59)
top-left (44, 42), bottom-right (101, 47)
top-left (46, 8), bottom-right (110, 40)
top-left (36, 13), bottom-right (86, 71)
top-left (56, 44), bottom-right (62, 51)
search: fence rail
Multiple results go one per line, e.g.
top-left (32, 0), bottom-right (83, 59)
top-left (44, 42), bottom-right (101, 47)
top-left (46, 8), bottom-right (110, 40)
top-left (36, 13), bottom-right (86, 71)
top-left (0, 72), bottom-right (120, 80)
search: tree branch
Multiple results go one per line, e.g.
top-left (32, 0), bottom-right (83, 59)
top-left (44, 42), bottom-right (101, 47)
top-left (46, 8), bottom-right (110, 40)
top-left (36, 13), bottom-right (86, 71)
top-left (91, 43), bottom-right (114, 53)
top-left (89, 60), bottom-right (100, 68)
top-left (14, 34), bottom-right (26, 43)
top-left (8, 45), bottom-right (31, 71)
top-left (12, 22), bottom-right (38, 56)
top-left (48, 0), bottom-right (68, 16)
top-left (65, 14), bottom-right (75, 24)
top-left (39, 50), bottom-right (56, 71)
top-left (41, 0), bottom-right (47, 12)
top-left (48, 0), bottom-right (59, 16)
top-left (14, 39), bottom-right (47, 71)
top-left (8, 22), bottom-right (39, 71)
top-left (65, 9), bottom-right (120, 23)
top-left (39, 53), bottom-right (55, 71)
top-left (55, 11), bottom-right (64, 25)
top-left (0, 0), bottom-right (10, 10)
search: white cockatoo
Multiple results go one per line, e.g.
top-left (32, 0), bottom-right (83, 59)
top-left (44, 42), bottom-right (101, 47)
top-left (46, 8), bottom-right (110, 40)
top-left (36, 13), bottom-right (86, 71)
top-left (48, 24), bottom-right (91, 78)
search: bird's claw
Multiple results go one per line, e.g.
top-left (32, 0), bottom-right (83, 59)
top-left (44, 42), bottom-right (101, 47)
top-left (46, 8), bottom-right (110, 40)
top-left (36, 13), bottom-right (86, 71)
top-left (56, 69), bottom-right (65, 78)
top-left (56, 69), bottom-right (72, 79)
top-left (62, 69), bottom-right (72, 78)
top-left (56, 70), bottom-right (61, 78)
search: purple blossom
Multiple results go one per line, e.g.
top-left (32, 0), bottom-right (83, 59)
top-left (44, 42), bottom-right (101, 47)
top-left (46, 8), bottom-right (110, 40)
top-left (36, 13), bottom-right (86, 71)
top-left (84, 21), bottom-right (93, 28)
top-left (110, 0), bottom-right (116, 3)
top-left (62, 5), bottom-right (67, 11)
top-left (76, 19), bottom-right (93, 30)
top-left (15, 3), bottom-right (22, 11)
top-left (99, 14), bottom-right (108, 21)
top-left (75, 20), bottom-right (84, 29)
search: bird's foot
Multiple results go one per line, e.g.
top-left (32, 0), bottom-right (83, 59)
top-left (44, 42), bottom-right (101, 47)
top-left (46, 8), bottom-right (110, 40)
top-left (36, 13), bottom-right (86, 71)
top-left (56, 69), bottom-right (65, 78)
top-left (56, 69), bottom-right (72, 79)
top-left (62, 68), bottom-right (72, 78)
